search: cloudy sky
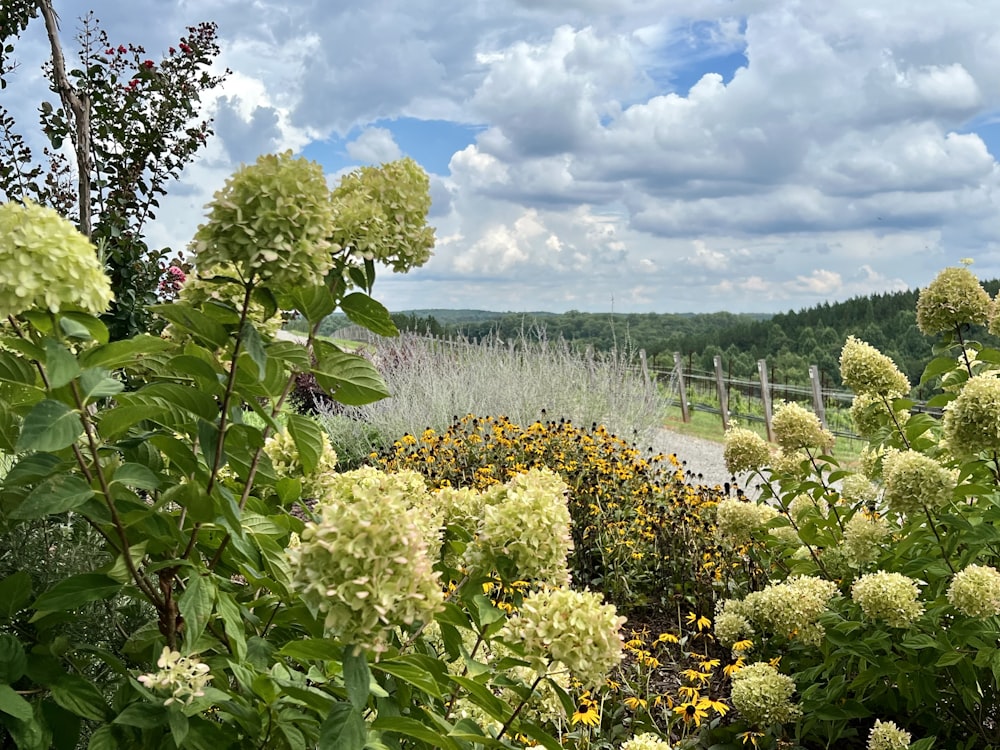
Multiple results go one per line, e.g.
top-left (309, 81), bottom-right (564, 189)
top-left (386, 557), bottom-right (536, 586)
top-left (7, 1), bottom-right (1000, 313)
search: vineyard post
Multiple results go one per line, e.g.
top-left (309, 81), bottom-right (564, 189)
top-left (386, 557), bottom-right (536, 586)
top-left (673, 351), bottom-right (690, 423)
top-left (758, 358), bottom-right (775, 442)
top-left (809, 364), bottom-right (827, 429)
top-left (714, 354), bottom-right (730, 431)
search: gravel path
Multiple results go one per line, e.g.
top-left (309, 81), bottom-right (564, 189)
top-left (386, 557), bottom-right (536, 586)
top-left (649, 429), bottom-right (752, 492)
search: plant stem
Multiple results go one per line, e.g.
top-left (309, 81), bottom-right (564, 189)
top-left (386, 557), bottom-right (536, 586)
top-left (922, 504), bottom-right (956, 574)
top-left (496, 672), bottom-right (546, 742)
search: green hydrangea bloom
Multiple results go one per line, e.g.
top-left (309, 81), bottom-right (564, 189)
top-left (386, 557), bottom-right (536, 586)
top-left (852, 571), bottom-right (924, 628)
top-left (723, 426), bottom-right (772, 475)
top-left (622, 733), bottom-right (673, 750)
top-left (743, 575), bottom-right (838, 647)
top-left (942, 375), bottom-right (1000, 458)
top-left (287, 467), bottom-right (443, 653)
top-left (840, 336), bottom-right (911, 397)
top-left (714, 609), bottom-right (755, 649)
top-left (772, 402), bottom-right (834, 453)
top-left (881, 449), bottom-right (956, 515)
top-left (843, 512), bottom-right (890, 568)
top-left (916, 265), bottom-right (991, 335)
top-left (730, 662), bottom-right (801, 726)
top-left (867, 719), bottom-right (912, 750)
top-left (501, 586), bottom-right (625, 689)
top-left (192, 151), bottom-right (335, 290)
top-left (947, 564), bottom-right (1000, 618)
top-left (850, 392), bottom-right (910, 439)
top-left (465, 468), bottom-right (573, 585)
top-left (715, 498), bottom-right (778, 546)
top-left (331, 157), bottom-right (435, 273)
top-left (0, 200), bottom-right (113, 317)
top-left (263, 428), bottom-right (339, 500)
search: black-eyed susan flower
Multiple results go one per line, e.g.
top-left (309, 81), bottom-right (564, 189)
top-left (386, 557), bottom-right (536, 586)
top-left (571, 693), bottom-right (600, 726)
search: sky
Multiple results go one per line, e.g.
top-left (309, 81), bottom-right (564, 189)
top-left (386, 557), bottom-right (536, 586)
top-left (6, 0), bottom-right (1000, 314)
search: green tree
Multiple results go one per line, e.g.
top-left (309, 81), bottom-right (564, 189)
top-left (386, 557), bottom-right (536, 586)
top-left (0, 2), bottom-right (226, 339)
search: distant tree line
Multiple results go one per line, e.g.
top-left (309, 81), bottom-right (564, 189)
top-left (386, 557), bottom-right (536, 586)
top-left (287, 280), bottom-right (1000, 395)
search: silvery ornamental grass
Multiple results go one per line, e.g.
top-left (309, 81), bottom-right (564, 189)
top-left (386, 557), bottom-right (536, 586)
top-left (318, 329), bottom-right (671, 457)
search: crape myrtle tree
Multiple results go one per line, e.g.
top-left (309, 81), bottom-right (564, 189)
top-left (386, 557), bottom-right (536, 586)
top-left (0, 0), bottom-right (227, 339)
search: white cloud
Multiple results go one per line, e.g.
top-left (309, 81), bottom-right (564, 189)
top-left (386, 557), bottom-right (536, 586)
top-left (345, 127), bottom-right (403, 164)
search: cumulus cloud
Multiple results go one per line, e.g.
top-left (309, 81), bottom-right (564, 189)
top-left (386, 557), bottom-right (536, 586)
top-left (345, 127), bottom-right (403, 163)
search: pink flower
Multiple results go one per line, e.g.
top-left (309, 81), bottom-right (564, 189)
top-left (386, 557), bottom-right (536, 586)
top-left (179, 42), bottom-right (192, 54)
top-left (105, 48), bottom-right (115, 56)
top-left (118, 45), bottom-right (127, 54)
top-left (169, 47), bottom-right (176, 55)
top-left (143, 60), bottom-right (155, 69)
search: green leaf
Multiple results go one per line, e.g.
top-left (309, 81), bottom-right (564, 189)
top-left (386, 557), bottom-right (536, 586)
top-left (112, 702), bottom-right (167, 728)
top-left (3, 454), bottom-right (63, 486)
top-left (86, 725), bottom-right (116, 750)
top-left (44, 339), bottom-right (81, 389)
top-left (373, 655), bottom-right (447, 699)
top-left (11, 474), bottom-right (94, 520)
top-left (179, 574), bottom-right (216, 653)
top-left (0, 572), bottom-right (32, 619)
top-left (59, 312), bottom-right (109, 344)
top-left (0, 399), bottom-right (20, 451)
top-left (371, 716), bottom-right (461, 750)
top-left (16, 399), bottom-right (83, 452)
top-left (0, 350), bottom-right (38, 387)
top-left (290, 285), bottom-right (337, 323)
top-left (343, 645), bottom-right (370, 710)
top-left (77, 369), bottom-right (124, 401)
top-left (285, 413), bottom-right (325, 475)
top-left (341, 293), bottom-right (398, 337)
top-left (111, 463), bottom-right (160, 491)
top-left (0, 634), bottom-right (26, 683)
top-left (240, 321), bottom-right (268, 376)
top-left (215, 591), bottom-right (246, 662)
top-left (312, 343), bottom-right (390, 406)
top-left (278, 639), bottom-right (343, 663)
top-left (167, 704), bottom-right (189, 748)
top-left (79, 335), bottom-right (174, 369)
top-left (49, 674), bottom-right (108, 722)
top-left (32, 573), bottom-right (122, 614)
top-left (920, 356), bottom-right (958, 384)
top-left (318, 702), bottom-right (366, 750)
top-left (0, 683), bottom-right (33, 721)
top-left (149, 303), bottom-right (229, 349)
top-left (267, 340), bottom-right (311, 370)
top-left (936, 651), bottom-right (965, 667)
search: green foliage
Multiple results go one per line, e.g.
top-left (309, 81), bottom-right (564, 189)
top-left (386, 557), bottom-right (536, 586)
top-left (0, 8), bottom-right (227, 339)
top-left (711, 265), bottom-right (1000, 748)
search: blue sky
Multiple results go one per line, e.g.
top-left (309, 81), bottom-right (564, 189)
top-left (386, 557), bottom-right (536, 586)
top-left (6, 1), bottom-right (1000, 314)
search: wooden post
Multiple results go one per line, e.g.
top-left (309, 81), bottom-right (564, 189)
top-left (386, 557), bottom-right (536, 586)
top-left (758, 359), bottom-right (775, 442)
top-left (673, 352), bottom-right (690, 423)
top-left (809, 364), bottom-right (827, 429)
top-left (714, 355), bottom-right (730, 431)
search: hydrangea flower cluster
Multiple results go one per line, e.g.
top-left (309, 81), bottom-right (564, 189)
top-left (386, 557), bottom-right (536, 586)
top-left (943, 375), bottom-right (1000, 458)
top-left (915, 265), bottom-right (992, 335)
top-left (852, 571), bottom-right (924, 628)
top-left (192, 151), bottom-right (335, 290)
top-left (787, 494), bottom-right (827, 523)
top-left (840, 473), bottom-right (878, 506)
top-left (867, 719), bottom-right (912, 750)
top-left (772, 402), bottom-right (834, 453)
top-left (729, 662), bottom-right (801, 726)
top-left (286, 467), bottom-right (443, 653)
top-left (714, 601), bottom-right (755, 649)
top-left (881, 450), bottom-right (956, 515)
top-left (330, 157), bottom-right (435, 273)
top-left (850, 392), bottom-right (910, 440)
top-left (137, 647), bottom-right (212, 706)
top-left (465, 468), bottom-right (573, 585)
top-left (723, 426), bottom-right (772, 475)
top-left (0, 200), bottom-right (114, 317)
top-left (621, 732), bottom-right (673, 750)
top-left (263, 429), bottom-right (339, 500)
top-left (842, 512), bottom-right (891, 568)
top-left (947, 564), bottom-right (1000, 618)
top-left (715, 498), bottom-right (778, 546)
top-left (502, 587), bottom-right (625, 689)
top-left (744, 575), bottom-right (838, 647)
top-left (840, 337), bottom-right (911, 397)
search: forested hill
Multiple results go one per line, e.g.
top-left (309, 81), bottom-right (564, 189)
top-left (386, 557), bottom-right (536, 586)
top-left (289, 279), bottom-right (1000, 391)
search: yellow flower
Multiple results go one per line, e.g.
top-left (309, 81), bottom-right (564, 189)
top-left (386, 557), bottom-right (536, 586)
top-left (674, 697), bottom-right (711, 726)
top-left (678, 684), bottom-right (701, 701)
top-left (681, 669), bottom-right (713, 685)
top-left (739, 730), bottom-right (765, 748)
top-left (656, 632), bottom-right (679, 644)
top-left (624, 696), bottom-right (648, 711)
top-left (571, 694), bottom-right (600, 726)
top-left (685, 612), bottom-right (712, 631)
